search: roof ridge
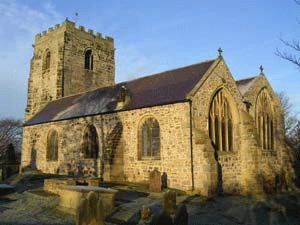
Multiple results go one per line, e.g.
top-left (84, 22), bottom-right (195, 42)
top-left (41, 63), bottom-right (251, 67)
top-left (124, 58), bottom-right (217, 83)
top-left (235, 75), bottom-right (258, 82)
top-left (49, 84), bottom-right (118, 103)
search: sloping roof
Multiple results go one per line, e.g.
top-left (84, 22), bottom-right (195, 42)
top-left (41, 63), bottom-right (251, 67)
top-left (24, 59), bottom-right (216, 126)
top-left (235, 76), bottom-right (258, 95)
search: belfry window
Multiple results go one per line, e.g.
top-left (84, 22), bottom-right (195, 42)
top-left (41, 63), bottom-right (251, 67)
top-left (209, 89), bottom-right (233, 152)
top-left (256, 89), bottom-right (274, 150)
top-left (84, 49), bottom-right (93, 70)
top-left (139, 118), bottom-right (160, 160)
top-left (47, 130), bottom-right (58, 161)
top-left (82, 125), bottom-right (99, 159)
top-left (44, 50), bottom-right (51, 71)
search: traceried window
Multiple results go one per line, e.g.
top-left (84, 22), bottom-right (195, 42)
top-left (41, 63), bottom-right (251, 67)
top-left (209, 89), bottom-right (233, 152)
top-left (84, 49), bottom-right (93, 70)
top-left (44, 50), bottom-right (51, 71)
top-left (47, 130), bottom-right (58, 161)
top-left (256, 89), bottom-right (274, 150)
top-left (82, 125), bottom-right (99, 159)
top-left (139, 118), bottom-right (160, 160)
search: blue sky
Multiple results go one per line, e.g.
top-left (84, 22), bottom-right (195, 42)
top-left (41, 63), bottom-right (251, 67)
top-left (0, 0), bottom-right (300, 119)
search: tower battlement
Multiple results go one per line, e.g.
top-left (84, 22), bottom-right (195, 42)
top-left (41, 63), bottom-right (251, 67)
top-left (34, 19), bottom-right (113, 45)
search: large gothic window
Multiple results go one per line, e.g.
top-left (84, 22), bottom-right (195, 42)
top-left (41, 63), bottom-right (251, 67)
top-left (47, 130), bottom-right (58, 161)
top-left (256, 89), bottom-right (274, 150)
top-left (209, 89), bottom-right (233, 152)
top-left (84, 49), bottom-right (93, 70)
top-left (43, 50), bottom-right (51, 71)
top-left (139, 118), bottom-right (160, 160)
top-left (82, 125), bottom-right (99, 159)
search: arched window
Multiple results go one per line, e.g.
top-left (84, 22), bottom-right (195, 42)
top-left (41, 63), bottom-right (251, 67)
top-left (82, 125), bottom-right (99, 159)
top-left (47, 130), bottom-right (58, 161)
top-left (84, 49), bottom-right (93, 70)
top-left (209, 89), bottom-right (233, 152)
top-left (44, 50), bottom-right (51, 71)
top-left (256, 89), bottom-right (274, 150)
top-left (139, 118), bottom-right (160, 160)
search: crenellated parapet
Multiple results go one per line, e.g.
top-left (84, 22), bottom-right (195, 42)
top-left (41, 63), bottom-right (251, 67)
top-left (34, 19), bottom-right (114, 46)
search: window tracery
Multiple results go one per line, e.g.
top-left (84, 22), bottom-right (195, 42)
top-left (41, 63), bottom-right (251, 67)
top-left (47, 129), bottom-right (58, 161)
top-left (139, 118), bottom-right (160, 160)
top-left (256, 89), bottom-right (274, 150)
top-left (82, 125), bottom-right (99, 159)
top-left (84, 49), bottom-right (93, 70)
top-left (209, 89), bottom-right (233, 152)
top-left (43, 50), bottom-right (51, 72)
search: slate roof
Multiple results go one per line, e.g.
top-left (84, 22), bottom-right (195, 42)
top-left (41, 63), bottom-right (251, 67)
top-left (235, 76), bottom-right (258, 95)
top-left (24, 59), bottom-right (217, 126)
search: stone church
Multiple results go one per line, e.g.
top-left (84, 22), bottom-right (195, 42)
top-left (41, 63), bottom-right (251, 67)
top-left (21, 19), bottom-right (294, 196)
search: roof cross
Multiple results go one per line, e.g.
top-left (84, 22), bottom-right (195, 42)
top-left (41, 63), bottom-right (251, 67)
top-left (260, 65), bottom-right (264, 74)
top-left (218, 48), bottom-right (223, 57)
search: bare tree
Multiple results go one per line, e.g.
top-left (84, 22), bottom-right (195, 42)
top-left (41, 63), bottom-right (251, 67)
top-left (276, 1), bottom-right (300, 68)
top-left (0, 117), bottom-right (22, 148)
top-left (277, 92), bottom-right (298, 139)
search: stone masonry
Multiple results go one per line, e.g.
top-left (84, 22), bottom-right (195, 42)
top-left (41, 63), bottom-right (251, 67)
top-left (21, 20), bottom-right (295, 196)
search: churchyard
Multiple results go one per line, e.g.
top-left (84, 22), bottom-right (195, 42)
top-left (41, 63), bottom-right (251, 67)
top-left (0, 171), bottom-right (300, 225)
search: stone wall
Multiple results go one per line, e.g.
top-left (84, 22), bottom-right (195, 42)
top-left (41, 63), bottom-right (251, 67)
top-left (21, 102), bottom-right (193, 192)
top-left (191, 59), bottom-right (245, 195)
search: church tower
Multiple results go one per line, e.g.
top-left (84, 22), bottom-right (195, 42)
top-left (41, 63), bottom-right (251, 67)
top-left (25, 19), bottom-right (115, 121)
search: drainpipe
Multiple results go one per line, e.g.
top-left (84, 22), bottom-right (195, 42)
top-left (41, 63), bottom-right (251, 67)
top-left (189, 100), bottom-right (195, 191)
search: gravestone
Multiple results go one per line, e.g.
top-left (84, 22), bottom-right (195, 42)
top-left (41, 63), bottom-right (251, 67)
top-left (149, 209), bottom-right (173, 225)
top-left (76, 191), bottom-right (105, 225)
top-left (161, 172), bottom-right (167, 189)
top-left (140, 205), bottom-right (151, 221)
top-left (174, 204), bottom-right (188, 225)
top-left (149, 169), bottom-right (161, 192)
top-left (162, 191), bottom-right (176, 215)
top-left (76, 198), bottom-right (87, 225)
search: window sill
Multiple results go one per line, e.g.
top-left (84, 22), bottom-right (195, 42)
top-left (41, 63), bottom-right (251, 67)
top-left (139, 157), bottom-right (161, 161)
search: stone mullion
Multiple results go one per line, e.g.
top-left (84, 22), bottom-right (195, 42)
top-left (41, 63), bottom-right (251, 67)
top-left (260, 113), bottom-right (264, 149)
top-left (218, 97), bottom-right (223, 152)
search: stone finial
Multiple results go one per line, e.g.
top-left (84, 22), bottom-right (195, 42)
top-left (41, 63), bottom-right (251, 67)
top-left (88, 29), bottom-right (94, 35)
top-left (35, 33), bottom-right (41, 40)
top-left (79, 26), bottom-right (85, 31)
top-left (48, 27), bottom-right (54, 33)
top-left (55, 24), bottom-right (60, 29)
top-left (218, 48), bottom-right (223, 57)
top-left (260, 65), bottom-right (264, 74)
top-left (96, 32), bottom-right (102, 38)
top-left (42, 31), bottom-right (47, 36)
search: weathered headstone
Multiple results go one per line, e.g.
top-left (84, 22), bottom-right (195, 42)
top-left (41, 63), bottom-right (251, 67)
top-left (140, 205), bottom-right (151, 221)
top-left (174, 204), bottom-right (188, 225)
top-left (161, 172), bottom-right (167, 189)
top-left (149, 169), bottom-right (161, 192)
top-left (162, 191), bottom-right (176, 215)
top-left (76, 198), bottom-right (87, 225)
top-left (76, 191), bottom-right (105, 225)
top-left (149, 209), bottom-right (173, 225)
top-left (86, 191), bottom-right (98, 224)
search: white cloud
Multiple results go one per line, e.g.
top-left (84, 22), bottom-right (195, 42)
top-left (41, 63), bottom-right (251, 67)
top-left (0, 0), bottom-right (63, 34)
top-left (116, 44), bottom-right (159, 82)
top-left (0, 0), bottom-right (63, 118)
